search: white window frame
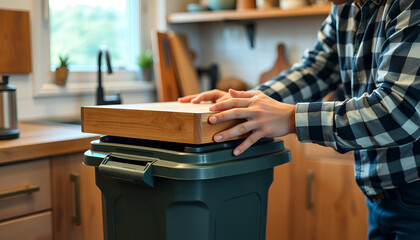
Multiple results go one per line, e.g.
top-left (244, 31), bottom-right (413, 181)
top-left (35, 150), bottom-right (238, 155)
top-left (31, 0), bottom-right (153, 98)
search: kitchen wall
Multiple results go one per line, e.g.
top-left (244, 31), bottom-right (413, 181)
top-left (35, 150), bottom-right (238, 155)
top-left (164, 0), bottom-right (326, 89)
top-left (1, 0), bottom-right (325, 121)
top-left (170, 19), bottom-right (325, 90)
top-left (199, 17), bottom-right (324, 89)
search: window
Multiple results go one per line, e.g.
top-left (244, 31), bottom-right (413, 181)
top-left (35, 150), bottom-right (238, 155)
top-left (49, 0), bottom-right (139, 71)
top-left (31, 0), bottom-right (154, 97)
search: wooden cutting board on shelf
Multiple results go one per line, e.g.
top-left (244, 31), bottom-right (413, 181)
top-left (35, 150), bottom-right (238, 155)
top-left (258, 43), bottom-right (290, 84)
top-left (0, 9), bottom-right (32, 73)
top-left (81, 102), bottom-right (245, 144)
top-left (151, 31), bottom-right (180, 102)
top-left (169, 32), bottom-right (201, 96)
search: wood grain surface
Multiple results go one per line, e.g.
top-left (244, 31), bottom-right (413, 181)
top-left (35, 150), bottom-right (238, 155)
top-left (152, 31), bottom-right (180, 102)
top-left (236, 0), bottom-right (256, 10)
top-left (0, 123), bottom-right (99, 164)
top-left (0, 9), bottom-right (32, 73)
top-left (0, 158), bottom-right (51, 222)
top-left (258, 43), bottom-right (290, 84)
top-left (0, 211), bottom-right (52, 240)
top-left (51, 153), bottom-right (103, 240)
top-left (167, 4), bottom-right (331, 24)
top-left (169, 32), bottom-right (201, 96)
top-left (82, 102), bottom-right (245, 144)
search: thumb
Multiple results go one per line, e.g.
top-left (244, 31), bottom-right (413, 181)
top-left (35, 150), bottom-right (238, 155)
top-left (229, 89), bottom-right (257, 98)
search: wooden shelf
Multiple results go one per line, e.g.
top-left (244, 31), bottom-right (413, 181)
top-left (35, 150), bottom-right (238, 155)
top-left (167, 4), bottom-right (331, 24)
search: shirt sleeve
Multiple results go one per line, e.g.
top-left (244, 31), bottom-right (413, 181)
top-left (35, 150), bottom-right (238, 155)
top-left (254, 5), bottom-right (342, 104)
top-left (296, 1), bottom-right (420, 153)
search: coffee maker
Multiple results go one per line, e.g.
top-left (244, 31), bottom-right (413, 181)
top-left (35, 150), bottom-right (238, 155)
top-left (0, 75), bottom-right (19, 139)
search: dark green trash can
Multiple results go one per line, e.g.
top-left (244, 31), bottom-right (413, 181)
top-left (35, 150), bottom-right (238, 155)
top-left (84, 136), bottom-right (290, 240)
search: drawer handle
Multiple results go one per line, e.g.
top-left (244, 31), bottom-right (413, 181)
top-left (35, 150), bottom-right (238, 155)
top-left (307, 169), bottom-right (314, 209)
top-left (70, 173), bottom-right (81, 226)
top-left (0, 184), bottom-right (40, 200)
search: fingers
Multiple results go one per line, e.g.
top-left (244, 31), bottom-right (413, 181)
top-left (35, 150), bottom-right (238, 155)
top-left (178, 94), bottom-right (198, 103)
top-left (208, 89), bottom-right (268, 155)
top-left (210, 98), bottom-right (251, 111)
top-left (228, 89), bottom-right (259, 98)
top-left (180, 89), bottom-right (259, 105)
top-left (215, 94), bottom-right (231, 103)
top-left (213, 124), bottom-right (265, 156)
top-left (209, 107), bottom-right (252, 124)
top-left (213, 120), bottom-right (259, 142)
top-left (210, 90), bottom-right (261, 110)
top-left (233, 131), bottom-right (265, 156)
top-left (178, 90), bottom-right (229, 104)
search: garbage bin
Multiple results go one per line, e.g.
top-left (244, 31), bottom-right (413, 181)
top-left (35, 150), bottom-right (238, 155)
top-left (84, 135), bottom-right (290, 240)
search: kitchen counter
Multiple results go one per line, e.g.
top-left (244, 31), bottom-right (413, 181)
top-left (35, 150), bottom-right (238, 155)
top-left (0, 122), bottom-right (99, 165)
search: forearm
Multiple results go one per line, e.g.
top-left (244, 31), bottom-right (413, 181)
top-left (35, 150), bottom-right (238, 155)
top-left (296, 89), bottom-right (420, 153)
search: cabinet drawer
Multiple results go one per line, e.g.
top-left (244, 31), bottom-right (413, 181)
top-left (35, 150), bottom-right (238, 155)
top-left (0, 158), bottom-right (51, 221)
top-left (0, 211), bottom-right (52, 240)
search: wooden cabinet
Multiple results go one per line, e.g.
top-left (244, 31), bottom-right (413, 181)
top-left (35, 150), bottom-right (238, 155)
top-left (0, 158), bottom-right (53, 240)
top-left (0, 152), bottom-right (103, 240)
top-left (266, 134), bottom-right (368, 240)
top-left (0, 158), bottom-right (51, 221)
top-left (0, 211), bottom-right (52, 240)
top-left (266, 134), bottom-right (306, 240)
top-left (304, 159), bottom-right (367, 240)
top-left (0, 123), bottom-right (101, 239)
top-left (51, 152), bottom-right (103, 240)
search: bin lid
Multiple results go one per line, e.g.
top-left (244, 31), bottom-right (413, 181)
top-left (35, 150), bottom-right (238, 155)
top-left (84, 136), bottom-right (290, 182)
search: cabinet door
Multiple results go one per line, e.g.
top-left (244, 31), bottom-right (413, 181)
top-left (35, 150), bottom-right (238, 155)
top-left (51, 152), bottom-right (103, 240)
top-left (267, 136), bottom-right (368, 240)
top-left (266, 134), bottom-right (307, 240)
top-left (304, 158), bottom-right (368, 240)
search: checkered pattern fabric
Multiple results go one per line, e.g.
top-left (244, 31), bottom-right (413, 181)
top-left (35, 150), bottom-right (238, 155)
top-left (256, 0), bottom-right (420, 196)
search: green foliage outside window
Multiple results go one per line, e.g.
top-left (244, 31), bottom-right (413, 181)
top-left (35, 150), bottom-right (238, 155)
top-left (50, 4), bottom-right (128, 68)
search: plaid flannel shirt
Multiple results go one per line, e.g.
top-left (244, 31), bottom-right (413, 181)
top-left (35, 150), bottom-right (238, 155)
top-left (257, 0), bottom-right (420, 196)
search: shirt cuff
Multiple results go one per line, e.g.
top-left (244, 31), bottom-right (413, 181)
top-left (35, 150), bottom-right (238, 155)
top-left (295, 101), bottom-right (338, 149)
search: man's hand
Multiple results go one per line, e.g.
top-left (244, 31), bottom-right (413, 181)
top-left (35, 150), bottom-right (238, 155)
top-left (209, 89), bottom-right (296, 155)
top-left (178, 89), bottom-right (230, 103)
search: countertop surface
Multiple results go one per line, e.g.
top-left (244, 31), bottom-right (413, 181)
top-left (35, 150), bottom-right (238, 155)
top-left (0, 122), bottom-right (99, 165)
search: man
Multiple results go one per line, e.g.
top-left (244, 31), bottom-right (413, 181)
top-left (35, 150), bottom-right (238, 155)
top-left (179, 0), bottom-right (420, 239)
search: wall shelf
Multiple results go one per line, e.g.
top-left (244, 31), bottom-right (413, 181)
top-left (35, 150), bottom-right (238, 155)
top-left (167, 4), bottom-right (331, 24)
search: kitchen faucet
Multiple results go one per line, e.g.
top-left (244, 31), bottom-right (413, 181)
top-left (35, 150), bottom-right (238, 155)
top-left (97, 48), bottom-right (122, 105)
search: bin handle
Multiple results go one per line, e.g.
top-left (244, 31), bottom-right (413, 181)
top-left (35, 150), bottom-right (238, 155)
top-left (98, 153), bottom-right (157, 187)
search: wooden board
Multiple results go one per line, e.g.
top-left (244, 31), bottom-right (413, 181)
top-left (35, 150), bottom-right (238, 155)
top-left (258, 43), bottom-right (290, 84)
top-left (0, 9), bottom-right (32, 73)
top-left (169, 32), bottom-right (201, 96)
top-left (151, 31), bottom-right (180, 102)
top-left (81, 102), bottom-right (244, 144)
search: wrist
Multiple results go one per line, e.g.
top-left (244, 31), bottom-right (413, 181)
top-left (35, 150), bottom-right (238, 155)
top-left (289, 105), bottom-right (296, 134)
